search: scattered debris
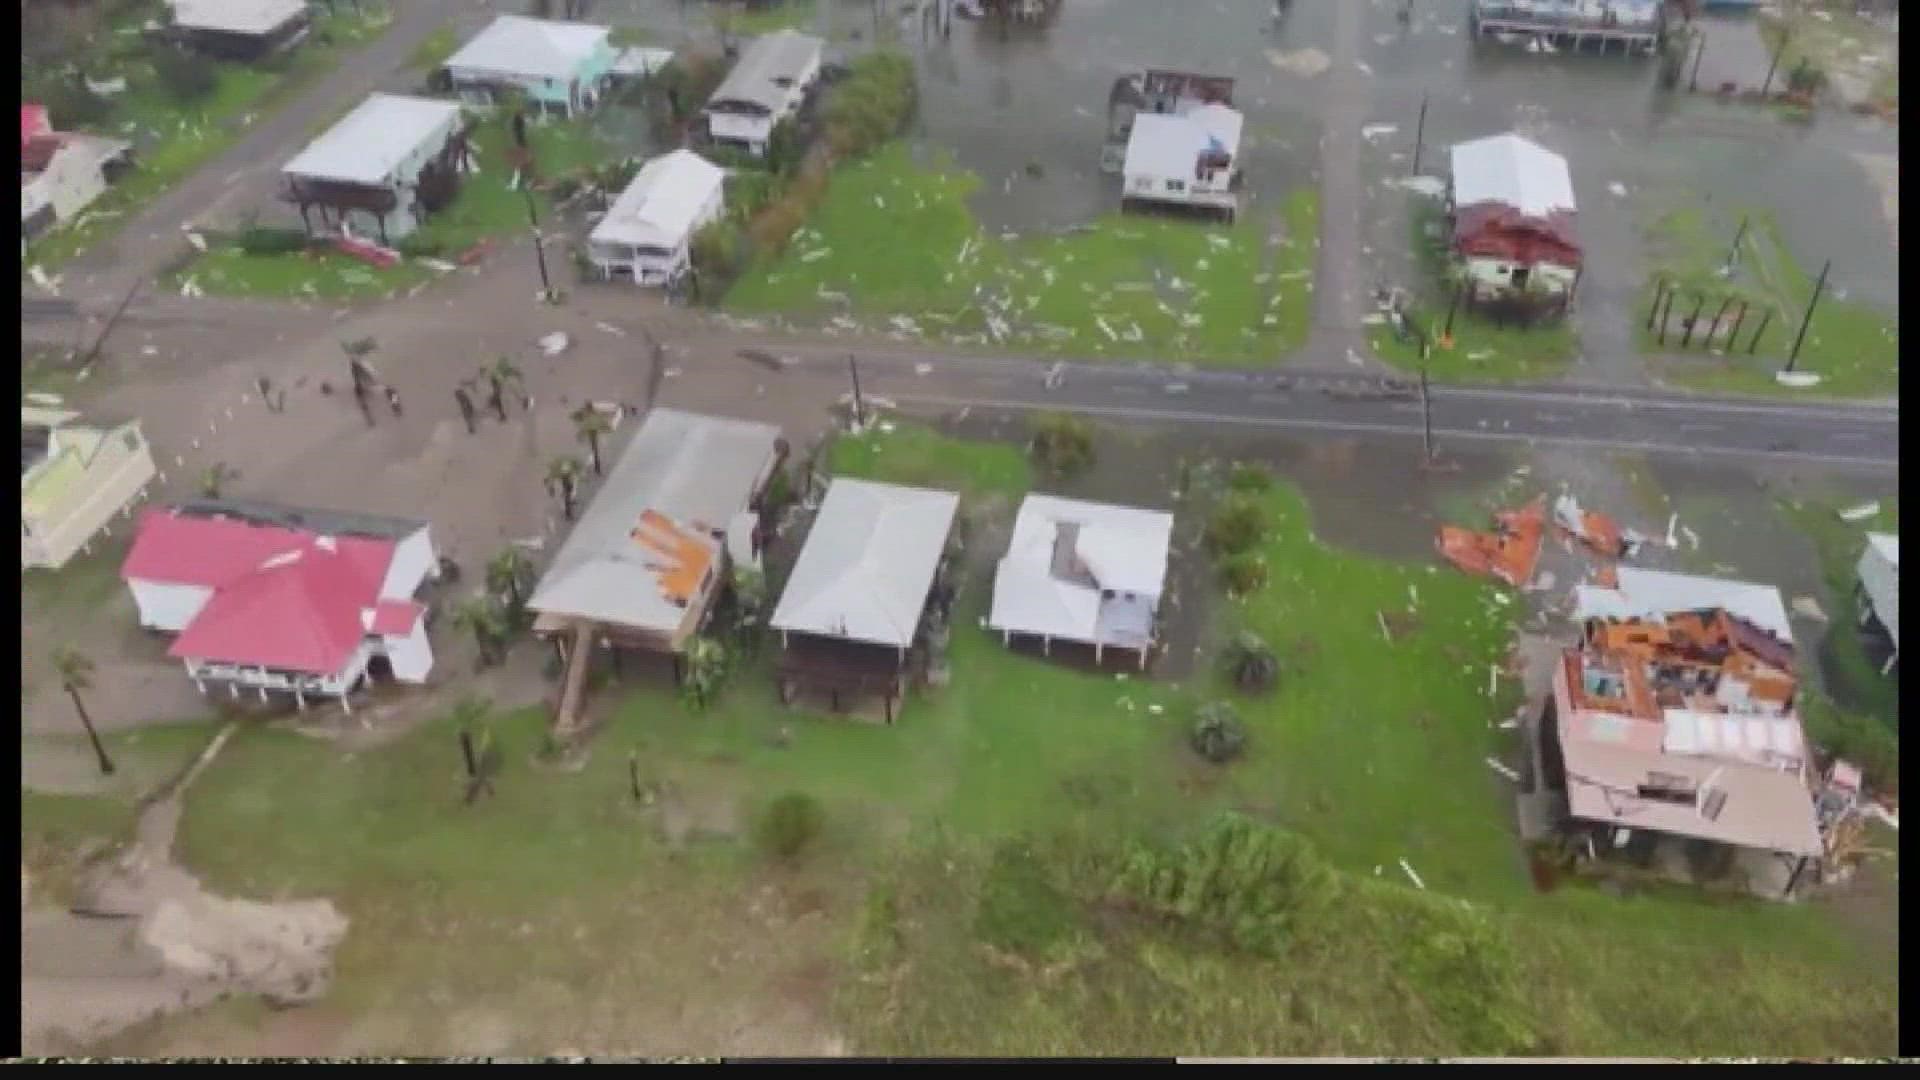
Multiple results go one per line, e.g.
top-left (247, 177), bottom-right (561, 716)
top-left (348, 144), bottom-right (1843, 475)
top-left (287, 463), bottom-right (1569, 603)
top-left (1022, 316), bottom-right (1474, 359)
top-left (1681, 526), bottom-right (1700, 551)
top-left (1397, 858), bottom-right (1426, 891)
top-left (419, 258), bottom-right (457, 274)
top-left (1607, 181), bottom-right (1628, 197)
top-left (1265, 47), bottom-right (1331, 78)
top-left (538, 332), bottom-right (571, 357)
top-left (185, 232), bottom-right (207, 252)
top-left (1775, 371), bottom-right (1823, 388)
top-left (1486, 757), bottom-right (1521, 782)
top-left (1553, 493), bottom-right (1633, 559)
top-left (593, 321), bottom-right (626, 337)
top-left (1360, 123), bottom-right (1399, 141)
top-left (1392, 175), bottom-right (1447, 198)
top-left (85, 75), bottom-right (127, 97)
top-left (799, 248), bottom-right (832, 263)
top-left (1839, 501), bottom-right (1882, 523)
top-left (1791, 596), bottom-right (1829, 623)
top-left (1438, 496), bottom-right (1546, 588)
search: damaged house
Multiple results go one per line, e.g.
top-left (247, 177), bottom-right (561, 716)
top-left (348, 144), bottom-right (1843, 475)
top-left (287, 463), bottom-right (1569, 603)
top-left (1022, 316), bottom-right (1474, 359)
top-left (280, 94), bottom-right (470, 245)
top-left (1540, 568), bottom-right (1828, 898)
top-left (1469, 0), bottom-right (1667, 55)
top-left (1106, 69), bottom-right (1243, 221)
top-left (1448, 132), bottom-right (1581, 320)
top-left (988, 494), bottom-right (1174, 670)
top-left (22, 405), bottom-right (157, 571)
top-left (21, 104), bottom-right (134, 248)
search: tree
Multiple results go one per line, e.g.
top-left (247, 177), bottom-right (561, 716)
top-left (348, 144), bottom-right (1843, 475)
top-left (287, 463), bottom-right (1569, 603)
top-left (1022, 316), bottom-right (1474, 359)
top-left (573, 405), bottom-right (613, 475)
top-left (754, 791), bottom-right (825, 861)
top-left (200, 462), bottom-right (238, 499)
top-left (1224, 631), bottom-right (1278, 693)
top-left (546, 457), bottom-right (584, 520)
top-left (1029, 411), bottom-right (1095, 476)
top-left (341, 337), bottom-right (379, 391)
top-left (451, 596), bottom-right (510, 667)
top-left (451, 696), bottom-right (500, 804)
top-left (1220, 552), bottom-right (1269, 598)
top-left (486, 547), bottom-right (535, 621)
top-left (680, 635), bottom-right (728, 711)
top-left (152, 44), bottom-right (216, 103)
top-left (1191, 702), bottom-right (1247, 764)
top-left (485, 356), bottom-right (524, 421)
top-left (1205, 495), bottom-right (1270, 556)
top-left (53, 648), bottom-right (114, 776)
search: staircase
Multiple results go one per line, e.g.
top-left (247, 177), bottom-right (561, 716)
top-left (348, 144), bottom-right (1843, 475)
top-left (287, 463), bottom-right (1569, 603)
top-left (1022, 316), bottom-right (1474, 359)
top-left (553, 623), bottom-right (594, 736)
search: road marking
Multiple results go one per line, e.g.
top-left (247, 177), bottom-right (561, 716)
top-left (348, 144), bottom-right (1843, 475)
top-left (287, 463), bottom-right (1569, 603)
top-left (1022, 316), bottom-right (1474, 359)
top-left (1678, 422), bottom-right (1723, 433)
top-left (883, 393), bottom-right (1898, 470)
top-left (1534, 412), bottom-right (1573, 424)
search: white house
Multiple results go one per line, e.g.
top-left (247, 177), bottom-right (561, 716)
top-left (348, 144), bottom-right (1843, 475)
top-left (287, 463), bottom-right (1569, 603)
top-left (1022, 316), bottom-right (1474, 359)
top-left (1856, 533), bottom-right (1898, 673)
top-left (587, 149), bottom-right (726, 286)
top-left (442, 15), bottom-right (618, 118)
top-left (281, 93), bottom-right (468, 244)
top-left (1448, 132), bottom-right (1582, 300)
top-left (988, 494), bottom-right (1175, 668)
top-left (1121, 102), bottom-right (1243, 221)
top-left (704, 29), bottom-right (825, 156)
top-left (120, 499), bottom-right (440, 710)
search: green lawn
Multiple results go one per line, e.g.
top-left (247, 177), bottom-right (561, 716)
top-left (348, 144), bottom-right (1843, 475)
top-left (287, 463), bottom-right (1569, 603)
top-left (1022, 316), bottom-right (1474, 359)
top-left (131, 422), bottom-right (1896, 1056)
top-left (22, 5), bottom-right (396, 274)
top-left (725, 0), bottom-right (820, 35)
top-left (166, 114), bottom-right (616, 300)
top-left (724, 143), bottom-right (1319, 365)
top-left (1637, 207), bottom-right (1898, 399)
top-left (406, 25), bottom-right (460, 72)
top-left (1760, 2), bottom-right (1899, 109)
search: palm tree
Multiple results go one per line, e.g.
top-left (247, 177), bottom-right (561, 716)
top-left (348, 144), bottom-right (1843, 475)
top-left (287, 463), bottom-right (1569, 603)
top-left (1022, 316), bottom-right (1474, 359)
top-left (451, 596), bottom-right (509, 668)
top-left (485, 356), bottom-right (524, 421)
top-left (546, 456), bottom-right (583, 520)
top-left (450, 695), bottom-right (499, 803)
top-left (53, 648), bottom-right (114, 776)
top-left (340, 336), bottom-right (379, 392)
top-left (200, 461), bottom-right (238, 499)
top-left (573, 405), bottom-right (613, 475)
top-left (486, 547), bottom-right (535, 619)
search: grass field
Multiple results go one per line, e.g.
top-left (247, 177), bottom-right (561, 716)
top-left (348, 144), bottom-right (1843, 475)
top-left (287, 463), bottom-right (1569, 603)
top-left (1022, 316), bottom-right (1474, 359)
top-left (1637, 207), bottom-right (1898, 399)
top-left (114, 423), bottom-right (1898, 1056)
top-left (21, 5), bottom-right (395, 274)
top-left (724, 143), bottom-right (1319, 365)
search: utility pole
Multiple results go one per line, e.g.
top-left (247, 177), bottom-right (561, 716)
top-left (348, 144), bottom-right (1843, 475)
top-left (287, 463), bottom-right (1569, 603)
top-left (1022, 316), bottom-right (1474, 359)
top-left (847, 353), bottom-right (866, 428)
top-left (1419, 365), bottom-right (1435, 463)
top-left (1412, 93), bottom-right (1429, 175)
top-left (1688, 34), bottom-right (1706, 92)
top-left (1761, 31), bottom-right (1790, 97)
top-left (1723, 215), bottom-right (1749, 274)
top-left (1785, 259), bottom-right (1831, 372)
top-left (524, 188), bottom-right (554, 303)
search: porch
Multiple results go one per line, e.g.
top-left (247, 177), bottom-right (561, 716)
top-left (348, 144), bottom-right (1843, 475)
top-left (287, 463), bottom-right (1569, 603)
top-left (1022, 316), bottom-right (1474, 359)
top-left (775, 634), bottom-right (916, 726)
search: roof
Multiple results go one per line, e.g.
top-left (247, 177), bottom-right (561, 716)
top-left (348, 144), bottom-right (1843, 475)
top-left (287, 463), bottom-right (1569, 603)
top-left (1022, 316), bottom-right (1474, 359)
top-left (1450, 133), bottom-right (1575, 218)
top-left (444, 15), bottom-right (610, 81)
top-left (367, 598), bottom-right (425, 636)
top-left (707, 29), bottom-right (824, 113)
top-left (167, 542), bottom-right (384, 674)
top-left (528, 409), bottom-right (781, 632)
top-left (21, 104), bottom-right (49, 151)
top-left (1865, 532), bottom-right (1899, 568)
top-left (612, 46), bottom-right (676, 78)
top-left (1123, 104), bottom-right (1244, 179)
top-left (590, 150), bottom-right (725, 250)
top-left (770, 479), bottom-right (959, 649)
top-left (989, 495), bottom-right (1175, 644)
top-left (168, 496), bottom-right (425, 542)
top-left (283, 94), bottom-right (462, 186)
top-left (166, 0), bottom-right (309, 36)
top-left (123, 506), bottom-right (397, 590)
top-left (1573, 568), bottom-right (1793, 644)
top-left (1858, 533), bottom-right (1898, 649)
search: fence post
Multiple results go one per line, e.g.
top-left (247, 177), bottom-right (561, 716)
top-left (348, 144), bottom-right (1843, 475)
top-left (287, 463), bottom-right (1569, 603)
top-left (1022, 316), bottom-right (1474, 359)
top-left (1646, 278), bottom-right (1667, 330)
top-left (1704, 296), bottom-right (1736, 349)
top-left (1747, 307), bottom-right (1774, 354)
top-left (1725, 299), bottom-right (1749, 349)
top-left (1657, 288), bottom-right (1677, 345)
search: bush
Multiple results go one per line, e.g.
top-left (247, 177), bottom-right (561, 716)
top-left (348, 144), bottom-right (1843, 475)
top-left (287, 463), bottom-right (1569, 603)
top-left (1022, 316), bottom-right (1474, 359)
top-left (754, 791), bottom-right (825, 860)
top-left (1205, 494), bottom-right (1270, 556)
top-left (1228, 462), bottom-right (1273, 493)
top-left (821, 50), bottom-right (917, 161)
top-left (1224, 632), bottom-right (1278, 693)
top-left (1802, 695), bottom-right (1899, 795)
top-left (396, 234), bottom-right (447, 259)
top-left (237, 226), bottom-right (312, 256)
top-left (1029, 411), bottom-right (1095, 476)
top-left (690, 219), bottom-right (746, 297)
top-left (32, 76), bottom-right (111, 129)
top-left (1219, 552), bottom-right (1268, 597)
top-left (1110, 815), bottom-right (1332, 956)
top-left (151, 44), bottom-right (216, 103)
top-left (679, 635), bottom-right (730, 712)
top-left (727, 170), bottom-right (778, 223)
top-left (1190, 702), bottom-right (1247, 764)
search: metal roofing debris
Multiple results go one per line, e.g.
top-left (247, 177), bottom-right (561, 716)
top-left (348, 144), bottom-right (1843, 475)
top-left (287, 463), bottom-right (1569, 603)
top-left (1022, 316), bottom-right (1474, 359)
top-left (445, 15), bottom-right (610, 82)
top-left (1437, 495), bottom-right (1545, 588)
top-left (770, 478), bottom-right (960, 649)
top-left (1574, 567), bottom-right (1794, 644)
top-left (283, 94), bottom-right (463, 187)
top-left (1838, 501), bottom-right (1882, 523)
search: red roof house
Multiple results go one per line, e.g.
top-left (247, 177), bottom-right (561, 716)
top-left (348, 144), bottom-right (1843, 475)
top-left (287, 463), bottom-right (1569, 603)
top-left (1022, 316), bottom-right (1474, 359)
top-left (22, 104), bottom-right (51, 151)
top-left (121, 502), bottom-right (439, 705)
top-left (1447, 133), bottom-right (1582, 301)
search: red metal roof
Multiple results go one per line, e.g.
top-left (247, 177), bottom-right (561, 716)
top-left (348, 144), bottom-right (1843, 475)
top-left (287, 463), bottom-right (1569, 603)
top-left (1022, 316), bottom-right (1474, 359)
top-left (22, 104), bottom-right (50, 152)
top-left (368, 598), bottom-right (423, 636)
top-left (1452, 204), bottom-right (1582, 269)
top-left (122, 507), bottom-right (395, 589)
top-left (167, 546), bottom-right (383, 674)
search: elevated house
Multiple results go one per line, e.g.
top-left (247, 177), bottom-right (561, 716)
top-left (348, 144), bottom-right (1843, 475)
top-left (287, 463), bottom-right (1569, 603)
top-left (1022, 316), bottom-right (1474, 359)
top-left (442, 15), bottom-right (617, 118)
top-left (1103, 68), bottom-right (1235, 172)
top-left (280, 94), bottom-right (469, 245)
top-left (526, 409), bottom-right (784, 732)
top-left (1541, 568), bottom-right (1827, 898)
top-left (21, 104), bottom-right (133, 248)
top-left (161, 0), bottom-right (314, 61)
top-left (1469, 0), bottom-right (1668, 55)
top-left (587, 149), bottom-right (726, 287)
top-left (703, 29), bottom-right (825, 157)
top-left (120, 499), bottom-right (441, 710)
top-left (1448, 132), bottom-right (1581, 319)
top-left (988, 494), bottom-right (1174, 670)
top-left (1855, 533), bottom-right (1898, 675)
top-left (22, 405), bottom-right (157, 571)
top-left (1120, 103), bottom-right (1244, 222)
top-left (769, 479), bottom-right (960, 725)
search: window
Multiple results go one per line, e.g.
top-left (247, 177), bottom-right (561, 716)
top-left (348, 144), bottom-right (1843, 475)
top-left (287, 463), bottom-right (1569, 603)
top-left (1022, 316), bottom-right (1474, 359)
top-left (1165, 179), bottom-right (1186, 193)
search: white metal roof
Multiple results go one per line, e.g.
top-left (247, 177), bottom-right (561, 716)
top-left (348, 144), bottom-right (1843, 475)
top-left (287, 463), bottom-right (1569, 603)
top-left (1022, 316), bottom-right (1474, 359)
top-left (166, 0), bottom-right (308, 36)
top-left (282, 94), bottom-right (462, 187)
top-left (527, 409), bottom-right (781, 633)
top-left (1450, 132), bottom-right (1575, 217)
top-left (988, 494), bottom-right (1174, 645)
top-left (770, 478), bottom-right (959, 649)
top-left (1573, 567), bottom-right (1793, 643)
top-left (589, 150), bottom-right (725, 251)
top-left (1122, 104), bottom-right (1244, 180)
top-left (444, 15), bottom-right (610, 82)
top-left (612, 47), bottom-right (677, 78)
top-left (1858, 533), bottom-right (1899, 649)
top-left (707, 29), bottom-right (824, 114)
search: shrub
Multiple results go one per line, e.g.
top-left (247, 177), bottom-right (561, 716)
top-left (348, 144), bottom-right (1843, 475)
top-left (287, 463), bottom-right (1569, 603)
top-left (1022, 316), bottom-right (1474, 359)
top-left (679, 635), bottom-right (730, 711)
top-left (727, 170), bottom-right (778, 223)
top-left (821, 50), bottom-right (917, 161)
top-left (1190, 702), bottom-right (1247, 764)
top-left (32, 75), bottom-right (111, 129)
top-left (1224, 632), bottom-right (1278, 693)
top-left (975, 841), bottom-right (1079, 960)
top-left (690, 219), bottom-right (746, 297)
top-left (754, 791), bottom-right (825, 860)
top-left (1802, 694), bottom-right (1899, 795)
top-left (767, 116), bottom-right (807, 178)
top-left (238, 226), bottom-right (312, 256)
top-left (1205, 494), bottom-right (1269, 556)
top-left (1219, 552), bottom-right (1268, 597)
top-left (1228, 462), bottom-right (1273, 493)
top-left (1029, 412), bottom-right (1095, 476)
top-left (1110, 815), bottom-right (1332, 956)
top-left (151, 44), bottom-right (216, 103)
top-left (396, 234), bottom-right (447, 259)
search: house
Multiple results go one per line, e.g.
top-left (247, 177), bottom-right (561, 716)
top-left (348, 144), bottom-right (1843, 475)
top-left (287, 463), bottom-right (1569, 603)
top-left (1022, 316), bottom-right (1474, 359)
top-left (1855, 533), bottom-right (1898, 674)
top-left (1449, 132), bottom-right (1581, 311)
top-left (988, 494), bottom-right (1175, 669)
top-left (120, 499), bottom-right (441, 710)
top-left (281, 94), bottom-right (469, 245)
top-left (1121, 102), bottom-right (1244, 222)
top-left (443, 15), bottom-right (617, 118)
top-left (22, 406), bottom-right (157, 570)
top-left (1469, 0), bottom-right (1666, 54)
top-left (769, 479), bottom-right (960, 724)
top-left (21, 104), bottom-right (134, 247)
top-left (587, 149), bottom-right (726, 286)
top-left (703, 29), bottom-right (825, 156)
top-left (161, 0), bottom-right (314, 61)
top-left (526, 409), bottom-right (784, 731)
top-left (1541, 567), bottom-right (1826, 898)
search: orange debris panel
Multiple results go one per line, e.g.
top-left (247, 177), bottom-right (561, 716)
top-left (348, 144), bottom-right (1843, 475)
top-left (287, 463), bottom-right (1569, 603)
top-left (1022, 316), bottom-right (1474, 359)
top-left (631, 508), bottom-right (713, 606)
top-left (1437, 496), bottom-right (1545, 588)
